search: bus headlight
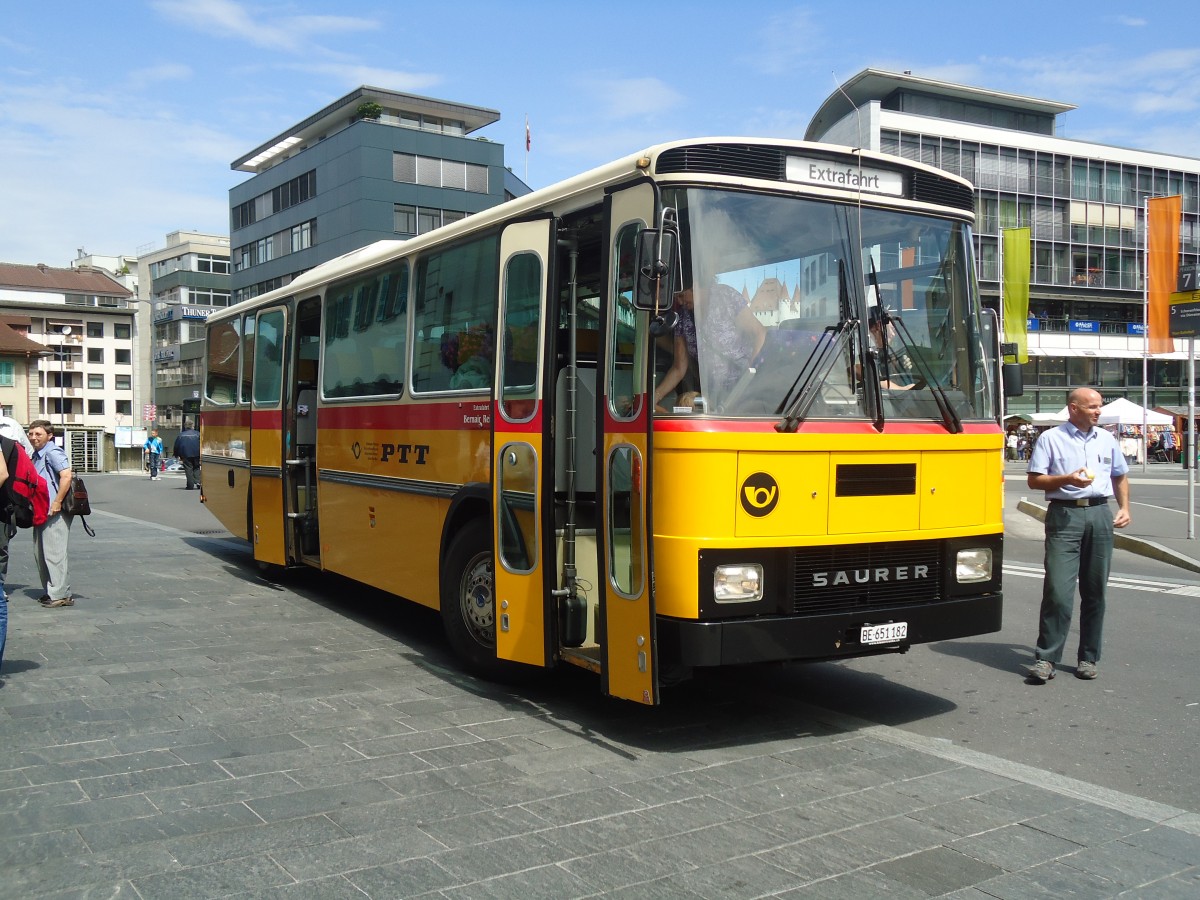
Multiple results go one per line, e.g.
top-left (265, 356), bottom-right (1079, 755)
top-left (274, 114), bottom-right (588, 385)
top-left (956, 548), bottom-right (993, 583)
top-left (713, 564), bottom-right (763, 603)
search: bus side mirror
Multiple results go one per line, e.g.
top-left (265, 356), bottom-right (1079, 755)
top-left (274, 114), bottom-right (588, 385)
top-left (1002, 363), bottom-right (1023, 397)
top-left (634, 227), bottom-right (678, 312)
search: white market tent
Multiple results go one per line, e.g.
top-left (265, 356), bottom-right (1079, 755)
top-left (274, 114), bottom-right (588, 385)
top-left (1099, 397), bottom-right (1172, 427)
top-left (1047, 397), bottom-right (1172, 427)
top-left (1029, 411), bottom-right (1067, 426)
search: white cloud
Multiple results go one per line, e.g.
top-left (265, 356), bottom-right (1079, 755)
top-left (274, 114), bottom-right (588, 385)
top-left (579, 77), bottom-right (683, 121)
top-left (750, 9), bottom-right (822, 76)
top-left (282, 62), bottom-right (442, 94)
top-left (149, 0), bottom-right (377, 53)
top-left (0, 78), bottom-right (238, 263)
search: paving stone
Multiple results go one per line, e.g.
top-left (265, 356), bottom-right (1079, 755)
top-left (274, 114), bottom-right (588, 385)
top-left (951, 821), bottom-right (1085, 870)
top-left (245, 777), bottom-right (402, 822)
top-left (131, 851), bottom-right (295, 899)
top-left (162, 813), bottom-right (350, 869)
top-left (1119, 824), bottom-right (1200, 866)
top-left (671, 854), bottom-right (804, 899)
top-left (77, 801), bottom-right (263, 852)
top-left (871, 845), bottom-right (1004, 895)
top-left (146, 770), bottom-right (304, 814)
top-left (344, 855), bottom-right (460, 897)
top-left (4, 509), bottom-right (1198, 900)
top-left (270, 825), bottom-right (448, 880)
top-left (436, 861), bottom-right (590, 900)
top-left (1057, 839), bottom-right (1193, 888)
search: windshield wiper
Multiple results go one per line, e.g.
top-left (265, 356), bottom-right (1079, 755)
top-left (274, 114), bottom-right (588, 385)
top-left (867, 260), bottom-right (962, 434)
top-left (774, 318), bottom-right (855, 433)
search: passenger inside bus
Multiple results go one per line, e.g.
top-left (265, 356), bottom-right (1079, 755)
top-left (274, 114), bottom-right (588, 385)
top-left (653, 277), bottom-right (765, 412)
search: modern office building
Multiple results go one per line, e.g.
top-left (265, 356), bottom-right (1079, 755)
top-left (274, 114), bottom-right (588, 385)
top-left (229, 86), bottom-right (530, 304)
top-left (807, 69), bottom-right (1200, 414)
top-left (136, 231), bottom-right (231, 432)
top-left (0, 262), bottom-right (137, 470)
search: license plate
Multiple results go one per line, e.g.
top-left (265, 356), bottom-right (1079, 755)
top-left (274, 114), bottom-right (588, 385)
top-left (861, 622), bottom-right (907, 645)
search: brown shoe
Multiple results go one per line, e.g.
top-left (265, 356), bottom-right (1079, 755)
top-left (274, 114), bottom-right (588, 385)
top-left (42, 596), bottom-right (74, 608)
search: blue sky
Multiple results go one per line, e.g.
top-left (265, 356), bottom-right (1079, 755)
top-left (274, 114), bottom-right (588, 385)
top-left (2, 0), bottom-right (1198, 267)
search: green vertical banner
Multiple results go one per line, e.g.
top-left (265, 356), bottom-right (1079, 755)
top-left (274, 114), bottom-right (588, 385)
top-left (1002, 227), bottom-right (1031, 364)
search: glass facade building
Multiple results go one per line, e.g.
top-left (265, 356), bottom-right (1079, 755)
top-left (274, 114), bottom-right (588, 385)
top-left (807, 69), bottom-right (1200, 413)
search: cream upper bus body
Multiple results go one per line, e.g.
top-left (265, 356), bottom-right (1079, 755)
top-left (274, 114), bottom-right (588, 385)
top-left (208, 137), bottom-right (975, 331)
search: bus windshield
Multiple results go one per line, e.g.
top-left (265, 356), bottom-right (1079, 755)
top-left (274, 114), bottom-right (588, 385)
top-left (658, 187), bottom-right (996, 423)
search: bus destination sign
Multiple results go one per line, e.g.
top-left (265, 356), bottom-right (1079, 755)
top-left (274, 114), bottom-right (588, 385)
top-left (785, 156), bottom-right (905, 197)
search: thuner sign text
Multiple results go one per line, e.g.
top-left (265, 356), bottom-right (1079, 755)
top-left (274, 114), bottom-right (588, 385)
top-left (786, 157), bottom-right (905, 197)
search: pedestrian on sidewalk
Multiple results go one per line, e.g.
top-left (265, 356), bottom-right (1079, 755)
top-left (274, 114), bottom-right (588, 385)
top-left (0, 416), bottom-right (33, 589)
top-left (0, 442), bottom-right (9, 676)
top-left (143, 429), bottom-right (163, 480)
top-left (173, 420), bottom-right (201, 490)
top-left (28, 420), bottom-right (75, 609)
top-left (1025, 387), bottom-right (1130, 683)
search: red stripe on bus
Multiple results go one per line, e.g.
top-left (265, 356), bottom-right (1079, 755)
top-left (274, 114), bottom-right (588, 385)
top-left (251, 409), bottom-right (284, 429)
top-left (653, 419), bottom-right (1001, 435)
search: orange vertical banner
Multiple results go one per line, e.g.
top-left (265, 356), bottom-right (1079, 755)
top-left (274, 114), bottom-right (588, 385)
top-left (1147, 195), bottom-right (1181, 355)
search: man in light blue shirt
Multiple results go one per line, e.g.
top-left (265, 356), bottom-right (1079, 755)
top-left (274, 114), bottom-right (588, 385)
top-left (1026, 387), bottom-right (1130, 683)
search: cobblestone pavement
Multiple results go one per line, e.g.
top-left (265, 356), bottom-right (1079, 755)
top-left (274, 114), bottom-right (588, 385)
top-left (1, 505), bottom-right (1198, 898)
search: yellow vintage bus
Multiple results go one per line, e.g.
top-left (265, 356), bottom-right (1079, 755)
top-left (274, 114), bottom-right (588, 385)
top-left (201, 138), bottom-right (1013, 705)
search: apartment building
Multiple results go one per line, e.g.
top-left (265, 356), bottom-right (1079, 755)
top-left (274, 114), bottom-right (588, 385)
top-left (0, 262), bottom-right (137, 471)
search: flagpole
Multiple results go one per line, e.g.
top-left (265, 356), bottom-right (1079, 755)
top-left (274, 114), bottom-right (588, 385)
top-left (998, 228), bottom-right (1006, 421)
top-left (1142, 196), bottom-right (1149, 473)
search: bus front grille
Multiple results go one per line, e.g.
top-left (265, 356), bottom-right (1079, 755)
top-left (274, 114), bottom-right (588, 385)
top-left (791, 540), bottom-right (942, 615)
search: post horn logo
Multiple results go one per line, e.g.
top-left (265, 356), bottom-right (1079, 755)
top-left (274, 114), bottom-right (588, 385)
top-left (740, 472), bottom-right (779, 517)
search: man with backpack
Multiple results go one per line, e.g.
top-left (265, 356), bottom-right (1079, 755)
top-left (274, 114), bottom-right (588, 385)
top-left (27, 420), bottom-right (74, 609)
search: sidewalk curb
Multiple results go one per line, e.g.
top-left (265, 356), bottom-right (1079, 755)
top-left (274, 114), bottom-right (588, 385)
top-left (1017, 498), bottom-right (1200, 575)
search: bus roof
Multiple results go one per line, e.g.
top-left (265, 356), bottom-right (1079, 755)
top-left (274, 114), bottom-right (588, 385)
top-left (212, 136), bottom-right (974, 322)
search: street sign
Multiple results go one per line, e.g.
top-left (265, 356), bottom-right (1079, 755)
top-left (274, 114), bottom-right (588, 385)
top-left (1180, 264), bottom-right (1198, 292)
top-left (1169, 290), bottom-right (1200, 338)
top-left (143, 403), bottom-right (157, 422)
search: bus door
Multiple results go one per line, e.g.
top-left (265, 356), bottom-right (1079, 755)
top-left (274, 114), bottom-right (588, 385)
top-left (599, 186), bottom-right (658, 705)
top-left (283, 297), bottom-right (322, 566)
top-left (249, 304), bottom-right (289, 566)
top-left (493, 217), bottom-right (555, 668)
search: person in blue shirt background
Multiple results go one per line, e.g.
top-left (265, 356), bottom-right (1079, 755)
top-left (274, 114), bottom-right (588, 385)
top-left (1025, 387), bottom-right (1131, 683)
top-left (143, 429), bottom-right (164, 481)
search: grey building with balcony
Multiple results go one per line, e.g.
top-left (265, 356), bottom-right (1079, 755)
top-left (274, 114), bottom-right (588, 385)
top-left (137, 231), bottom-right (231, 433)
top-left (808, 69), bottom-right (1200, 413)
top-left (229, 86), bottom-right (530, 304)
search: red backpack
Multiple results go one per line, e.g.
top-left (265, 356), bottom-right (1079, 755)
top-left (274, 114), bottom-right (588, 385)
top-left (0, 435), bottom-right (49, 536)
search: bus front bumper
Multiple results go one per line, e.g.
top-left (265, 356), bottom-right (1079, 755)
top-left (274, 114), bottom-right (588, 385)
top-left (656, 593), bottom-right (1002, 668)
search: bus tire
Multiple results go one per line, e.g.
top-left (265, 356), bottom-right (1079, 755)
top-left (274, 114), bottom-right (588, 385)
top-left (441, 519), bottom-right (501, 675)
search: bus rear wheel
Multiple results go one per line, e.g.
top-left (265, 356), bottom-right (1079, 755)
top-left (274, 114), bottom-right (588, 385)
top-left (441, 519), bottom-right (499, 674)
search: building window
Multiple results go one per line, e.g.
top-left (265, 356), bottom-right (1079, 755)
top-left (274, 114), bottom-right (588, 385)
top-left (115, 322), bottom-right (131, 339)
top-left (88, 398), bottom-right (104, 415)
top-left (394, 204), bottom-right (416, 235)
top-left (197, 254), bottom-right (230, 274)
top-left (393, 153), bottom-right (488, 193)
top-left (88, 374), bottom-right (104, 390)
top-left (115, 349), bottom-right (131, 364)
top-left (232, 219), bottom-right (317, 272)
top-left (116, 400), bottom-right (131, 416)
top-left (231, 170), bottom-right (316, 231)
top-left (87, 322), bottom-right (104, 338)
top-left (0, 362), bottom-right (12, 387)
top-left (116, 374), bottom-right (131, 390)
top-left (88, 347), bottom-right (103, 364)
